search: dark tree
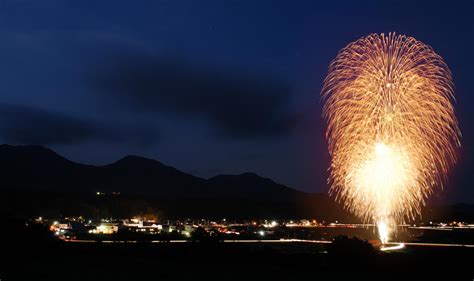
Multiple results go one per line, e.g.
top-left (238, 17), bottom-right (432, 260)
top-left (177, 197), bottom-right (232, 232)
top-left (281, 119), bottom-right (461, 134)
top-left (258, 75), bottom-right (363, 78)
top-left (326, 235), bottom-right (377, 268)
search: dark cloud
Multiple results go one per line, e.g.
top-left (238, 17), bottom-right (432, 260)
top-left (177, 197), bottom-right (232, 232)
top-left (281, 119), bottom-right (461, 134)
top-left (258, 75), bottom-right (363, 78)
top-left (89, 54), bottom-right (294, 138)
top-left (0, 103), bottom-right (159, 146)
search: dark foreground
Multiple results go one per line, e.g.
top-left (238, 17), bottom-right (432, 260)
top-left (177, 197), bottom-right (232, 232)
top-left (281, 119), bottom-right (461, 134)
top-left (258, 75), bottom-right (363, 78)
top-left (2, 224), bottom-right (474, 280)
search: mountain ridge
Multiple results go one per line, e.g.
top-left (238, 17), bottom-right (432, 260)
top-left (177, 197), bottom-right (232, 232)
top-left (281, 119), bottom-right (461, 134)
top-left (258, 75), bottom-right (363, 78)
top-left (0, 144), bottom-right (309, 195)
top-left (0, 144), bottom-right (352, 219)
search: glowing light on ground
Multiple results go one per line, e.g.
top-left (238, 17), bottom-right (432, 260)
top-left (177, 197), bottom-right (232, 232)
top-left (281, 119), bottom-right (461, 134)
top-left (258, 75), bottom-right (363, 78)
top-left (321, 32), bottom-right (460, 244)
top-left (380, 243), bottom-right (405, 251)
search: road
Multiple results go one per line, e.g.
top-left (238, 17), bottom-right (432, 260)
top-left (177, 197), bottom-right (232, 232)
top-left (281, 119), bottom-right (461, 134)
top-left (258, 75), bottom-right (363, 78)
top-left (65, 238), bottom-right (331, 244)
top-left (63, 238), bottom-right (474, 248)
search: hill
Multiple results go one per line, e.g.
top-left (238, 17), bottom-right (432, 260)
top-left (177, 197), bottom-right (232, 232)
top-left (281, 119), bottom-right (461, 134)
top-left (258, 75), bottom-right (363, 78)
top-left (0, 144), bottom-right (350, 220)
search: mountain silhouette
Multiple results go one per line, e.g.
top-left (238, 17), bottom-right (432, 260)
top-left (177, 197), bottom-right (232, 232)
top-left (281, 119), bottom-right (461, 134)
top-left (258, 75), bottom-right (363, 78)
top-left (0, 144), bottom-right (350, 220)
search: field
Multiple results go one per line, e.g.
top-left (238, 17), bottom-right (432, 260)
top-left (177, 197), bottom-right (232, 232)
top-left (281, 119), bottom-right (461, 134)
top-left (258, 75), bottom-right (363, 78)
top-left (3, 228), bottom-right (474, 280)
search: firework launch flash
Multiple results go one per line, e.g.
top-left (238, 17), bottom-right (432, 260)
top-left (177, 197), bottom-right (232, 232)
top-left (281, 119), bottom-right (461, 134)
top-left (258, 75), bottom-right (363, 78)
top-left (321, 33), bottom-right (460, 244)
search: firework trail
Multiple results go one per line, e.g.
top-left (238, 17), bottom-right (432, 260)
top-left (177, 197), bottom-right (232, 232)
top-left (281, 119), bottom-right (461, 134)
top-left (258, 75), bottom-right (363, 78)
top-left (321, 33), bottom-right (460, 243)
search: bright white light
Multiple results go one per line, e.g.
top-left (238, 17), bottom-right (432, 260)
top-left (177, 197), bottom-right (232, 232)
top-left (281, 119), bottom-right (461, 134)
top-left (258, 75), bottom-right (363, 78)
top-left (375, 142), bottom-right (389, 156)
top-left (258, 230), bottom-right (265, 236)
top-left (377, 220), bottom-right (389, 244)
top-left (352, 142), bottom-right (415, 244)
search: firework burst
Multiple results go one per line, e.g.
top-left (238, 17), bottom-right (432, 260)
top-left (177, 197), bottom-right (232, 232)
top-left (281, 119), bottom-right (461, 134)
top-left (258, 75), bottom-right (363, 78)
top-left (321, 33), bottom-right (460, 243)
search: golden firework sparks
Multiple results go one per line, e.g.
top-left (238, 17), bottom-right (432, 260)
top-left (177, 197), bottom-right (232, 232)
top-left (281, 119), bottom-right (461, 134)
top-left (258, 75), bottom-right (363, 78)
top-left (321, 33), bottom-right (460, 243)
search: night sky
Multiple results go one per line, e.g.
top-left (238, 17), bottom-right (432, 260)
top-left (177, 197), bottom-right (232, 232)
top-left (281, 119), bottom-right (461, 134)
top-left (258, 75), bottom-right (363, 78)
top-left (0, 0), bottom-right (472, 202)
